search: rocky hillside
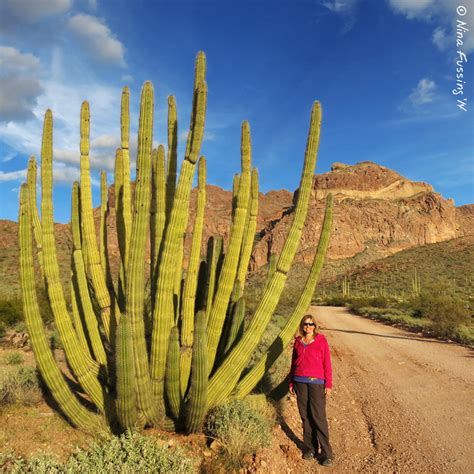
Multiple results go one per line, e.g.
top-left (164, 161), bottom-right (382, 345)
top-left (0, 161), bottom-right (472, 298)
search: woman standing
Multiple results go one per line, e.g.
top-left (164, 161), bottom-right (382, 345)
top-left (289, 314), bottom-right (333, 466)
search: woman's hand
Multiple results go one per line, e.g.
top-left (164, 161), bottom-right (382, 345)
top-left (325, 387), bottom-right (332, 396)
top-left (289, 385), bottom-right (295, 395)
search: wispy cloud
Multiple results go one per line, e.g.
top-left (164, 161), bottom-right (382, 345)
top-left (389, 0), bottom-right (474, 53)
top-left (68, 14), bottom-right (126, 67)
top-left (407, 78), bottom-right (437, 106)
top-left (322, 0), bottom-right (360, 33)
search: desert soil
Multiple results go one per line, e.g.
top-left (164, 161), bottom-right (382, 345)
top-left (254, 306), bottom-right (474, 473)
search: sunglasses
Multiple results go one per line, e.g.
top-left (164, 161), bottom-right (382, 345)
top-left (303, 322), bottom-right (315, 327)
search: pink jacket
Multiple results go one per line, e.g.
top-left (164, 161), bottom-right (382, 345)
top-left (289, 333), bottom-right (333, 389)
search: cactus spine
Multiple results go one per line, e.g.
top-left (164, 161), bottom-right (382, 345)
top-left (19, 53), bottom-right (332, 434)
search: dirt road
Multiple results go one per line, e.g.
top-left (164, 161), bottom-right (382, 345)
top-left (256, 306), bottom-right (474, 473)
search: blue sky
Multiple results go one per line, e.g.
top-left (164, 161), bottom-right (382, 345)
top-left (0, 0), bottom-right (473, 222)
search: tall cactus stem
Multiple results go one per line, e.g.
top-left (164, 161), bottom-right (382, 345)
top-left (79, 101), bottom-right (115, 341)
top-left (180, 156), bottom-right (206, 395)
top-left (150, 52), bottom-right (207, 408)
top-left (236, 167), bottom-right (259, 288)
top-left (26, 157), bottom-right (43, 276)
top-left (120, 86), bottom-right (132, 266)
top-left (166, 96), bottom-right (178, 220)
top-left (125, 81), bottom-right (158, 424)
top-left (185, 310), bottom-right (208, 433)
top-left (151, 145), bottom-right (166, 293)
top-left (206, 121), bottom-right (252, 372)
top-left (165, 326), bottom-right (181, 420)
top-left (19, 184), bottom-right (103, 432)
top-left (115, 311), bottom-right (137, 430)
top-left (71, 182), bottom-right (107, 368)
top-left (204, 237), bottom-right (223, 321)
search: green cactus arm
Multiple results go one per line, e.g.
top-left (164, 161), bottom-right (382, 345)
top-left (207, 101), bottom-right (322, 406)
top-left (26, 157), bottom-right (43, 276)
top-left (71, 182), bottom-right (107, 367)
top-left (263, 253), bottom-right (278, 293)
top-left (204, 236), bottom-right (223, 321)
top-left (232, 173), bottom-right (240, 218)
top-left (236, 167), bottom-right (259, 288)
top-left (99, 171), bottom-right (108, 277)
top-left (70, 277), bottom-right (92, 357)
top-left (40, 110), bottom-right (105, 411)
top-left (121, 87), bottom-right (133, 266)
top-left (19, 184), bottom-right (103, 432)
top-left (115, 311), bottom-right (137, 430)
top-left (114, 148), bottom-right (127, 308)
top-left (223, 296), bottom-right (246, 357)
top-left (79, 101), bottom-right (115, 342)
top-left (165, 326), bottom-right (181, 420)
top-left (206, 121), bottom-right (252, 372)
top-left (151, 145), bottom-right (166, 290)
top-left (234, 194), bottom-right (333, 399)
top-left (166, 96), bottom-right (178, 220)
top-left (150, 52), bottom-right (207, 408)
top-left (125, 81), bottom-right (158, 425)
top-left (185, 310), bottom-right (208, 434)
top-left (180, 156), bottom-right (206, 395)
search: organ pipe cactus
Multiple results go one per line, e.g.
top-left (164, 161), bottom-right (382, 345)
top-left (18, 52), bottom-right (333, 434)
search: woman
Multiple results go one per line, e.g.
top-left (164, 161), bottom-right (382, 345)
top-left (289, 314), bottom-right (333, 466)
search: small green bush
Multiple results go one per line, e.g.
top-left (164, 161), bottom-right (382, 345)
top-left (1, 432), bottom-right (197, 473)
top-left (5, 353), bottom-right (24, 365)
top-left (0, 366), bottom-right (42, 408)
top-left (0, 299), bottom-right (23, 328)
top-left (205, 399), bottom-right (271, 468)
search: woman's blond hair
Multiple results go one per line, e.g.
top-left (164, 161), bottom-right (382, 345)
top-left (298, 314), bottom-right (318, 337)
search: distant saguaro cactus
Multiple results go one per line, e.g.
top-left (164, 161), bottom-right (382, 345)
top-left (19, 52), bottom-right (333, 433)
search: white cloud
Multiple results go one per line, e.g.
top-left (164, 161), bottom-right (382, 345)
top-left (0, 47), bottom-right (43, 122)
top-left (91, 134), bottom-right (120, 149)
top-left (323, 0), bottom-right (359, 13)
top-left (68, 14), bottom-right (126, 67)
top-left (0, 163), bottom-right (99, 186)
top-left (0, 0), bottom-right (71, 26)
top-left (389, 0), bottom-right (474, 53)
top-left (388, 0), bottom-right (434, 19)
top-left (322, 0), bottom-right (359, 33)
top-left (408, 78), bottom-right (436, 106)
top-left (0, 169), bottom-right (27, 182)
top-left (432, 27), bottom-right (449, 51)
top-left (0, 46), bottom-right (40, 72)
top-left (121, 74), bottom-right (134, 83)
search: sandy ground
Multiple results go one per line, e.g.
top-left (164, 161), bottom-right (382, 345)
top-left (254, 306), bottom-right (474, 473)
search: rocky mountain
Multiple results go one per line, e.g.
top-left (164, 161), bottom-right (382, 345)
top-left (0, 161), bottom-right (472, 298)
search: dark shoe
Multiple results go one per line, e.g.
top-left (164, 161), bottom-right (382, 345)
top-left (302, 451), bottom-right (314, 460)
top-left (320, 457), bottom-right (333, 467)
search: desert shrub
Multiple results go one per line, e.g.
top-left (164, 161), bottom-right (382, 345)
top-left (0, 366), bottom-right (42, 407)
top-left (49, 328), bottom-right (63, 351)
top-left (322, 295), bottom-right (348, 306)
top-left (5, 352), bottom-right (24, 365)
top-left (205, 399), bottom-right (271, 468)
top-left (0, 299), bottom-right (23, 328)
top-left (1, 432), bottom-right (197, 473)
